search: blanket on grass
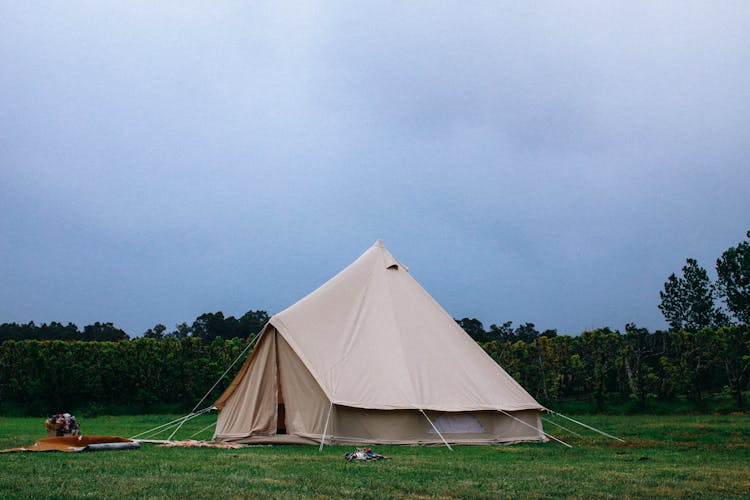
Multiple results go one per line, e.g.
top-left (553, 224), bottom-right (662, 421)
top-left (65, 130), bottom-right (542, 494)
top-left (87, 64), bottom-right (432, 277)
top-left (0, 435), bottom-right (139, 453)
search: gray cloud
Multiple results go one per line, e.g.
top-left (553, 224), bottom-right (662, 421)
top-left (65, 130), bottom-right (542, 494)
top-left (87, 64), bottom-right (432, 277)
top-left (1, 2), bottom-right (749, 335)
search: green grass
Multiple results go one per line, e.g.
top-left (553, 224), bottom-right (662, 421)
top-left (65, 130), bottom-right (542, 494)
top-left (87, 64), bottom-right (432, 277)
top-left (1, 414), bottom-right (748, 498)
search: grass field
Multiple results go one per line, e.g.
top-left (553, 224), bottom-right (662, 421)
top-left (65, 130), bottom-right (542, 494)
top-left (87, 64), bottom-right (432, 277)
top-left (1, 413), bottom-right (748, 498)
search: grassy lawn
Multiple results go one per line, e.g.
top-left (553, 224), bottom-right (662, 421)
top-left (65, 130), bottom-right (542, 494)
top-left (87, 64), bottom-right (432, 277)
top-left (0, 413), bottom-right (748, 498)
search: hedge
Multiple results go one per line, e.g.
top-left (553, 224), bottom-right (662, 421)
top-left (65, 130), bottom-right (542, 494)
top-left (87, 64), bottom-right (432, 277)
top-left (0, 337), bottom-right (249, 416)
top-left (1, 326), bottom-right (748, 416)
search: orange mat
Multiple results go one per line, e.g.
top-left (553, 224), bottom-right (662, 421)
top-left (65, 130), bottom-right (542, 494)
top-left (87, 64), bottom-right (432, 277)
top-left (1, 435), bottom-right (139, 453)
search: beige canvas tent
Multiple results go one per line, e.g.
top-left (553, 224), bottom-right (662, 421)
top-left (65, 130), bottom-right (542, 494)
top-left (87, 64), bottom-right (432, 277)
top-left (213, 240), bottom-right (546, 445)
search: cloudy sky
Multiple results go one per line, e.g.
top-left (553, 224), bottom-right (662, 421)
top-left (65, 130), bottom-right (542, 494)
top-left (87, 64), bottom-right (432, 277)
top-left (1, 2), bottom-right (748, 336)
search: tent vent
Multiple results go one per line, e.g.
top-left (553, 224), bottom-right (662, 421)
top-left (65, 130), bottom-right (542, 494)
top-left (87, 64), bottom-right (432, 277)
top-left (387, 264), bottom-right (399, 270)
top-left (428, 414), bottom-right (484, 434)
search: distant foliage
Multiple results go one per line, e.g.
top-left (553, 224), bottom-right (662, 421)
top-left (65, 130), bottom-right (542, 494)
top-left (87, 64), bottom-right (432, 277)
top-left (2, 324), bottom-right (748, 415)
top-left (0, 310), bottom-right (270, 342)
top-left (0, 337), bottom-right (251, 415)
top-left (659, 259), bottom-right (726, 331)
top-left (0, 309), bottom-right (270, 414)
top-left (458, 321), bottom-right (750, 410)
top-left (659, 229), bottom-right (750, 329)
top-left (0, 321), bottom-right (128, 342)
top-left (142, 309), bottom-right (269, 341)
top-left (188, 310), bottom-right (269, 342)
top-left (455, 318), bottom-right (557, 343)
top-left (716, 230), bottom-right (750, 324)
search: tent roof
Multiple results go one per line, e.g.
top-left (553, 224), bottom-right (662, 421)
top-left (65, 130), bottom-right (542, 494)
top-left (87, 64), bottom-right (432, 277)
top-left (269, 240), bottom-right (542, 412)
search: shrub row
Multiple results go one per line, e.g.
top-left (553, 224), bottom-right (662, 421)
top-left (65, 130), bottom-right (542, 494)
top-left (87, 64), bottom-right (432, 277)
top-left (0, 326), bottom-right (748, 416)
top-left (0, 337), bottom-right (249, 416)
top-left (481, 325), bottom-right (750, 411)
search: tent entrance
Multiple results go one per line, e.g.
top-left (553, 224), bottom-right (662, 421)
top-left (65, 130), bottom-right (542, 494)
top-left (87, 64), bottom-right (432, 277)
top-left (277, 404), bottom-right (287, 434)
top-left (276, 344), bottom-right (287, 435)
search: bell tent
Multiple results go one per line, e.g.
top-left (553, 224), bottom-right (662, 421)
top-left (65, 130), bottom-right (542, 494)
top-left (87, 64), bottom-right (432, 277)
top-left (213, 240), bottom-right (546, 445)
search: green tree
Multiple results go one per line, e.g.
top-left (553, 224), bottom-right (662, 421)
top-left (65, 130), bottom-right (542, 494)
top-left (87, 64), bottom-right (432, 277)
top-left (514, 323), bottom-right (540, 343)
top-left (716, 230), bottom-right (750, 324)
top-left (714, 325), bottom-right (750, 408)
top-left (82, 322), bottom-right (129, 341)
top-left (456, 317), bottom-right (486, 341)
top-left (191, 312), bottom-right (229, 341)
top-left (576, 328), bottom-right (621, 412)
top-left (659, 258), bottom-right (726, 331)
top-left (143, 323), bottom-right (167, 339)
top-left (665, 328), bottom-right (717, 402)
top-left (533, 335), bottom-right (566, 402)
top-left (487, 321), bottom-right (515, 342)
top-left (189, 310), bottom-right (268, 341)
top-left (239, 310), bottom-right (270, 336)
top-left (170, 322), bottom-right (191, 339)
top-left (0, 321), bottom-right (82, 340)
top-left (619, 324), bottom-right (662, 409)
top-left (503, 340), bottom-right (543, 399)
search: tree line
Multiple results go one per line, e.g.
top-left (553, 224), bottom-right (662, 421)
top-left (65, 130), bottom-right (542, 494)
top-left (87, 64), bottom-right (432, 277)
top-left (465, 320), bottom-right (749, 410)
top-left (1, 324), bottom-right (747, 416)
top-left (0, 337), bottom-right (247, 416)
top-left (0, 321), bottom-right (129, 342)
top-left (0, 310), bottom-right (270, 343)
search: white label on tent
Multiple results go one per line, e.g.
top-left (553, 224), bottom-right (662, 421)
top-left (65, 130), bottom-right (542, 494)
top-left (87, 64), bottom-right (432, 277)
top-left (428, 414), bottom-right (484, 434)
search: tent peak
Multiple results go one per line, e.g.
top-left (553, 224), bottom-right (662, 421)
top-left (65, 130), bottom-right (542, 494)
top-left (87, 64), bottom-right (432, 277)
top-left (371, 240), bottom-right (408, 272)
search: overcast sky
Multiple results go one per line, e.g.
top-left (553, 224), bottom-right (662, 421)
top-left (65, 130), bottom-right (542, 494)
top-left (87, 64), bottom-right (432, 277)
top-left (1, 2), bottom-right (749, 336)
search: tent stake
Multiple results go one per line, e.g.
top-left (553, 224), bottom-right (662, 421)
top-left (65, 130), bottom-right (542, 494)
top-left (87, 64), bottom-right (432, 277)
top-left (319, 402), bottom-right (334, 452)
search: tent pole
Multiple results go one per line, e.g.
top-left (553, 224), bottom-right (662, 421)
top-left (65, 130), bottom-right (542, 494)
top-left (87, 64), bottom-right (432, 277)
top-left (499, 410), bottom-right (572, 448)
top-left (545, 409), bottom-right (624, 442)
top-left (319, 402), bottom-right (334, 452)
top-left (420, 409), bottom-right (453, 451)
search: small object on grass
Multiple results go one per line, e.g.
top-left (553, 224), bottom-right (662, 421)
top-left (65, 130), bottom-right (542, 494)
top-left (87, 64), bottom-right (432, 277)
top-left (45, 413), bottom-right (80, 437)
top-left (344, 447), bottom-right (390, 462)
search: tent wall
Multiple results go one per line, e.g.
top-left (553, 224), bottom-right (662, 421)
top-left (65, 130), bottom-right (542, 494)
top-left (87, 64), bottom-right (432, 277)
top-left (215, 328), bottom-right (333, 443)
top-left (276, 332), bottom-right (331, 438)
top-left (325, 407), bottom-right (543, 445)
top-left (214, 332), bottom-right (278, 440)
top-left (215, 327), bottom-right (545, 445)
